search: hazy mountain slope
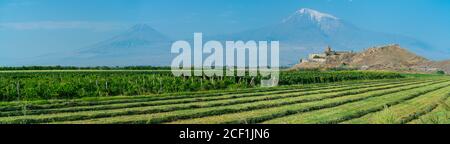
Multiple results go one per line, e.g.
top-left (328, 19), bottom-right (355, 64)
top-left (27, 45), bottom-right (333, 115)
top-left (34, 24), bottom-right (174, 66)
top-left (78, 24), bottom-right (171, 55)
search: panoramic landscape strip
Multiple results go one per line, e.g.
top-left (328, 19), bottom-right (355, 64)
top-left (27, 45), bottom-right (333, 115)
top-left (1, 0), bottom-right (450, 127)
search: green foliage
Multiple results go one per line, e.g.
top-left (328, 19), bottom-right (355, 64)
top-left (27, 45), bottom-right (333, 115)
top-left (313, 55), bottom-right (322, 59)
top-left (279, 71), bottom-right (403, 85)
top-left (0, 71), bottom-right (258, 101)
top-left (436, 70), bottom-right (446, 75)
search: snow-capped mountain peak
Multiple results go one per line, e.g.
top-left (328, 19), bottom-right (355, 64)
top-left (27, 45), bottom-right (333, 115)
top-left (298, 8), bottom-right (338, 21)
top-left (128, 24), bottom-right (157, 33)
top-left (283, 8), bottom-right (339, 23)
top-left (281, 8), bottom-right (343, 34)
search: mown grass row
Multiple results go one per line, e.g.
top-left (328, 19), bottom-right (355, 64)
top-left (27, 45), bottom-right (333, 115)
top-left (261, 81), bottom-right (450, 124)
top-left (54, 79), bottom-right (442, 124)
top-left (0, 79), bottom-right (418, 117)
top-left (0, 79), bottom-right (393, 115)
top-left (0, 79), bottom-right (423, 124)
top-left (342, 86), bottom-right (450, 124)
top-left (0, 83), bottom-right (305, 110)
top-left (167, 80), bottom-right (447, 124)
top-left (0, 79), bottom-right (394, 112)
top-left (408, 96), bottom-right (450, 124)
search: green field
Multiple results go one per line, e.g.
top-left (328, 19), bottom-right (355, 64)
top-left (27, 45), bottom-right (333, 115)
top-left (0, 70), bottom-right (448, 124)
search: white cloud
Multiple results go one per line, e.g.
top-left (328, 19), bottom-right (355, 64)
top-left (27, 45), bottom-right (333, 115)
top-left (0, 21), bottom-right (128, 31)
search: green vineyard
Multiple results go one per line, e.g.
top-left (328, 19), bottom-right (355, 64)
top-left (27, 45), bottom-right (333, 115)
top-left (0, 74), bottom-right (449, 124)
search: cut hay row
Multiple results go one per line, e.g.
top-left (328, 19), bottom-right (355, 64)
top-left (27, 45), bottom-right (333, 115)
top-left (342, 86), bottom-right (450, 124)
top-left (0, 79), bottom-right (418, 117)
top-left (0, 79), bottom-right (424, 124)
top-left (408, 95), bottom-right (450, 124)
top-left (53, 79), bottom-right (441, 124)
top-left (262, 81), bottom-right (450, 124)
top-left (167, 80), bottom-right (446, 124)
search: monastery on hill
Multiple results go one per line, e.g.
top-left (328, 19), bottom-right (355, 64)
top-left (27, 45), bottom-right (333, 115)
top-left (300, 46), bottom-right (353, 63)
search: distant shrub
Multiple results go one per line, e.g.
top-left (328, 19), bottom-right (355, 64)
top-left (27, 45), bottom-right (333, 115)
top-left (436, 70), bottom-right (446, 75)
top-left (313, 55), bottom-right (322, 59)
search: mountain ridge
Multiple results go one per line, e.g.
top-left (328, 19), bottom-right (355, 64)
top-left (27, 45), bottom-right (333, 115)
top-left (30, 24), bottom-right (174, 66)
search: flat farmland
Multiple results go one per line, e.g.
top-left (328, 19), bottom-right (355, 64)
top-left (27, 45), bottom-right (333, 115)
top-left (0, 74), bottom-right (449, 124)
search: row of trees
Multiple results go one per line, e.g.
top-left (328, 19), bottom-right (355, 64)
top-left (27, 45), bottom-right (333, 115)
top-left (0, 71), bottom-right (258, 101)
top-left (279, 71), bottom-right (404, 85)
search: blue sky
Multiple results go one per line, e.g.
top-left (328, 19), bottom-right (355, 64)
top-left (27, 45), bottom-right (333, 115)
top-left (1, 0), bottom-right (450, 59)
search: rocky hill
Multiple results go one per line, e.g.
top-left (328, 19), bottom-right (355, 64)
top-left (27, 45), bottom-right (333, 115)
top-left (293, 44), bottom-right (449, 74)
